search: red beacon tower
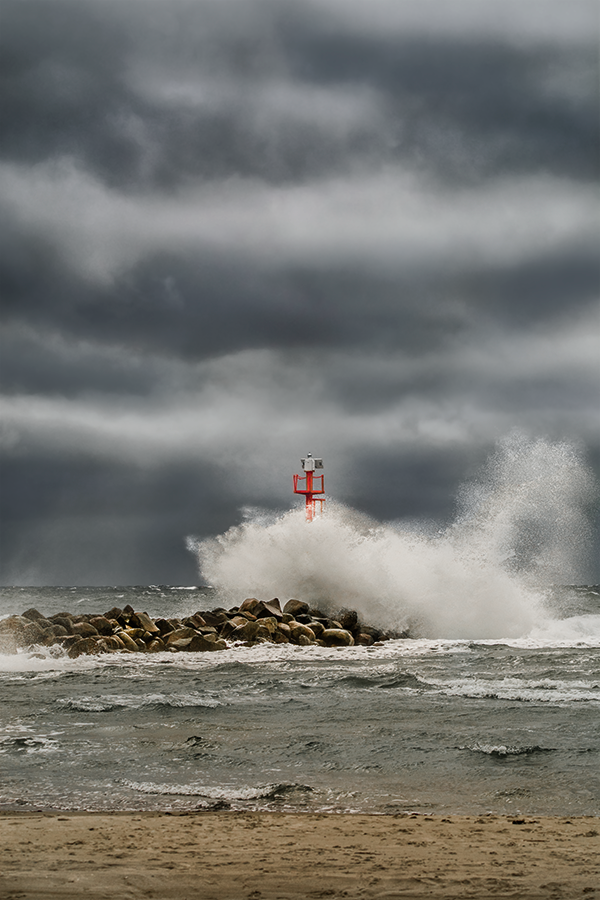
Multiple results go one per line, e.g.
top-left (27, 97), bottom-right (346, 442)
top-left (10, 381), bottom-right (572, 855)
top-left (293, 453), bottom-right (325, 522)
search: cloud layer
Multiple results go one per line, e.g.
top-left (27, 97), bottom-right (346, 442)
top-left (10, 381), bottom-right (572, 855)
top-left (1, 0), bottom-right (598, 584)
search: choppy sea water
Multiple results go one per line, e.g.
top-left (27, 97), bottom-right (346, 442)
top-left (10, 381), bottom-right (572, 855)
top-left (1, 584), bottom-right (599, 817)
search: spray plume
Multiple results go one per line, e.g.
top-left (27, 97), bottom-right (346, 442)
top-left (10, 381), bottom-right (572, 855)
top-left (189, 435), bottom-right (595, 639)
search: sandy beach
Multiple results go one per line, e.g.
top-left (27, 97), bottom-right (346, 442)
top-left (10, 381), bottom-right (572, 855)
top-left (1, 811), bottom-right (598, 899)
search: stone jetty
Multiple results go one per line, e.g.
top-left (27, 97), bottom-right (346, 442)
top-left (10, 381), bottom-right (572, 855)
top-left (0, 598), bottom-right (404, 657)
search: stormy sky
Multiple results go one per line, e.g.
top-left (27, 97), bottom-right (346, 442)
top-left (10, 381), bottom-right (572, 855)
top-left (1, 0), bottom-right (598, 586)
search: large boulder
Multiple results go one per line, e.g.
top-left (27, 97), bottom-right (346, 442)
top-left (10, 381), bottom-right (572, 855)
top-left (199, 609), bottom-right (229, 627)
top-left (167, 637), bottom-right (194, 651)
top-left (130, 611), bottom-right (160, 633)
top-left (154, 618), bottom-right (175, 636)
top-left (71, 622), bottom-right (99, 638)
top-left (89, 616), bottom-right (115, 636)
top-left (355, 633), bottom-right (374, 646)
top-left (21, 608), bottom-right (47, 623)
top-left (187, 634), bottom-right (227, 652)
top-left (68, 637), bottom-right (102, 658)
top-left (146, 638), bottom-right (165, 652)
top-left (104, 606), bottom-right (125, 622)
top-left (48, 624), bottom-right (69, 638)
top-left (230, 620), bottom-right (261, 642)
top-left (116, 631), bottom-right (139, 652)
top-left (256, 616), bottom-right (280, 635)
top-left (182, 614), bottom-right (207, 630)
top-left (0, 616), bottom-right (38, 650)
top-left (307, 620), bottom-right (325, 638)
top-left (165, 627), bottom-right (200, 646)
top-left (49, 615), bottom-right (74, 633)
top-left (254, 599), bottom-right (283, 620)
top-left (239, 597), bottom-right (260, 613)
top-left (337, 608), bottom-right (359, 632)
top-left (289, 622), bottom-right (316, 644)
top-left (220, 616), bottom-right (250, 639)
top-left (321, 628), bottom-right (354, 647)
top-left (283, 599), bottom-right (309, 617)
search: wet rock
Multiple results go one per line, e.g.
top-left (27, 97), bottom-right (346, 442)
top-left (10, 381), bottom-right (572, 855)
top-left (104, 607), bottom-right (124, 621)
top-left (308, 620), bottom-right (325, 638)
top-left (219, 616), bottom-right (249, 639)
top-left (296, 633), bottom-right (313, 646)
top-left (337, 609), bottom-right (359, 632)
top-left (123, 627), bottom-right (147, 640)
top-left (48, 624), bottom-right (69, 638)
top-left (257, 616), bottom-right (280, 635)
top-left (154, 618), bottom-right (175, 636)
top-left (0, 617), bottom-right (41, 651)
top-left (239, 598), bottom-right (261, 615)
top-left (89, 616), bottom-right (114, 636)
top-left (182, 614), bottom-right (206, 630)
top-left (199, 609), bottom-right (229, 627)
top-left (187, 634), bottom-right (226, 652)
top-left (21, 608), bottom-right (47, 623)
top-left (130, 611), bottom-right (160, 633)
top-left (146, 638), bottom-right (165, 652)
top-left (68, 637), bottom-right (102, 658)
top-left (168, 637), bottom-right (194, 651)
top-left (230, 620), bottom-right (261, 642)
top-left (165, 627), bottom-right (200, 646)
top-left (254, 624), bottom-right (276, 641)
top-left (355, 633), bottom-right (374, 646)
top-left (71, 622), bottom-right (99, 638)
top-left (321, 628), bottom-right (355, 647)
top-left (105, 635), bottom-right (126, 650)
top-left (289, 623), bottom-right (316, 644)
top-left (359, 625), bottom-right (384, 642)
top-left (271, 629), bottom-right (290, 644)
top-left (283, 599), bottom-right (309, 617)
top-left (308, 606), bottom-right (328, 619)
top-left (116, 632), bottom-right (139, 652)
top-left (54, 634), bottom-right (82, 649)
top-left (96, 638), bottom-right (118, 653)
top-left (254, 599), bottom-right (283, 620)
top-left (0, 615), bottom-right (30, 634)
top-left (48, 615), bottom-right (74, 633)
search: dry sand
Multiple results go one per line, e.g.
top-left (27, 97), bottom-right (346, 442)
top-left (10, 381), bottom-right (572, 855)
top-left (0, 810), bottom-right (598, 899)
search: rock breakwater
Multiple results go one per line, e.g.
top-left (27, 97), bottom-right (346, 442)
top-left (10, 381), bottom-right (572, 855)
top-left (0, 598), bottom-right (404, 657)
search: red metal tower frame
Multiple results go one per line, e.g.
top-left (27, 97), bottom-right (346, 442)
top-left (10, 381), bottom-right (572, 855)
top-left (293, 454), bottom-right (325, 521)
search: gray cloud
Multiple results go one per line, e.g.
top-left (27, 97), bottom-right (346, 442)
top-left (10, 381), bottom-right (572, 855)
top-left (0, 0), bottom-right (598, 584)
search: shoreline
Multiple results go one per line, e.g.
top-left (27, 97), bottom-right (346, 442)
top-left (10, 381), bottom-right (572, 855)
top-left (1, 811), bottom-right (598, 899)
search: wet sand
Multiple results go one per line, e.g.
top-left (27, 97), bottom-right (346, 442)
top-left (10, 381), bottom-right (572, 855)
top-left (1, 810), bottom-right (598, 899)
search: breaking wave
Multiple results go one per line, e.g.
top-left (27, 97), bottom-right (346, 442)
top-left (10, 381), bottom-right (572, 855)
top-left (189, 435), bottom-right (595, 640)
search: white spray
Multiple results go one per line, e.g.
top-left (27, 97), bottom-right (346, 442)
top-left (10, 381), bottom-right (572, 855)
top-left (189, 435), bottom-right (595, 639)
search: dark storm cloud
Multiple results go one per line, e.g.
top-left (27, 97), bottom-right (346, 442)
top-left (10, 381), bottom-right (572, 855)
top-left (0, 453), bottom-right (238, 584)
top-left (1, 0), bottom-right (597, 190)
top-left (0, 0), bottom-right (598, 584)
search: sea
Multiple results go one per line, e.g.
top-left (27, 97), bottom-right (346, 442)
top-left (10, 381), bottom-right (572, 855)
top-left (1, 436), bottom-right (599, 816)
top-left (1, 583), bottom-right (599, 818)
